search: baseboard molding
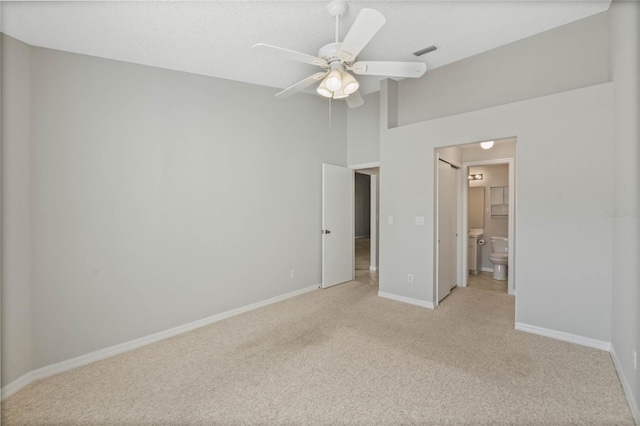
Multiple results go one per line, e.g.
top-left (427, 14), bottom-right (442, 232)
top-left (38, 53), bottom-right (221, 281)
top-left (378, 291), bottom-right (435, 309)
top-left (1, 284), bottom-right (319, 400)
top-left (610, 347), bottom-right (640, 424)
top-left (514, 322), bottom-right (611, 351)
top-left (480, 266), bottom-right (494, 273)
top-left (369, 266), bottom-right (377, 271)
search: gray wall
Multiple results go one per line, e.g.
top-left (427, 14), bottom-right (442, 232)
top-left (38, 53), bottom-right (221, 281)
top-left (380, 81), bottom-right (614, 342)
top-left (347, 92), bottom-right (380, 166)
top-left (398, 12), bottom-right (610, 126)
top-left (609, 0), bottom-right (640, 417)
top-left (3, 41), bottom-right (347, 380)
top-left (1, 35), bottom-right (34, 385)
top-left (374, 12), bottom-right (616, 344)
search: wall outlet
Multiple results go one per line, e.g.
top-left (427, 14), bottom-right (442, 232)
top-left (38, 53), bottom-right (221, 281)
top-left (633, 350), bottom-right (637, 370)
top-left (407, 274), bottom-right (414, 283)
top-left (290, 269), bottom-right (295, 279)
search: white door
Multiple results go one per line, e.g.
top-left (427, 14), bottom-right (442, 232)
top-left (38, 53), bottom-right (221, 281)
top-left (322, 163), bottom-right (354, 288)
top-left (437, 159), bottom-right (458, 301)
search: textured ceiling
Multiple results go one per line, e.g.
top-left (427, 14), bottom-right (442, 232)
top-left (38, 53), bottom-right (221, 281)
top-left (2, 1), bottom-right (610, 96)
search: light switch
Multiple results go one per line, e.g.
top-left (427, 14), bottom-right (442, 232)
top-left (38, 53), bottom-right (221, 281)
top-left (387, 216), bottom-right (394, 225)
top-left (415, 216), bottom-right (425, 225)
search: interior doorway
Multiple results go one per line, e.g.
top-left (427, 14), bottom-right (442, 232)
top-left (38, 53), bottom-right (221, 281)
top-left (462, 158), bottom-right (515, 294)
top-left (466, 163), bottom-right (510, 294)
top-left (352, 165), bottom-right (379, 286)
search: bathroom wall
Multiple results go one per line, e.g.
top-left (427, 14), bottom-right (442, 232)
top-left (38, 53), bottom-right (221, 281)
top-left (468, 164), bottom-right (509, 270)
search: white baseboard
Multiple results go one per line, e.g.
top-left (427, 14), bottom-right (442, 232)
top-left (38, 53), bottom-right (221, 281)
top-left (369, 266), bottom-right (377, 271)
top-left (481, 266), bottom-right (494, 273)
top-left (1, 284), bottom-right (319, 400)
top-left (610, 347), bottom-right (640, 424)
top-left (378, 291), bottom-right (435, 309)
top-left (514, 322), bottom-right (611, 351)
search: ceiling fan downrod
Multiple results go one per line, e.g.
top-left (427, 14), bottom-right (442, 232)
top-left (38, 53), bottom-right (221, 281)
top-left (327, 0), bottom-right (348, 43)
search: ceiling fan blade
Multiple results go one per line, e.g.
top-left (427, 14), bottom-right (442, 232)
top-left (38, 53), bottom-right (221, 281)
top-left (337, 9), bottom-right (386, 63)
top-left (345, 91), bottom-right (364, 108)
top-left (275, 71), bottom-right (329, 99)
top-left (350, 61), bottom-right (427, 78)
top-left (253, 43), bottom-right (328, 68)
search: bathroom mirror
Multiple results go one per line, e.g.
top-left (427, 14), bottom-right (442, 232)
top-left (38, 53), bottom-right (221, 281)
top-left (468, 186), bottom-right (485, 229)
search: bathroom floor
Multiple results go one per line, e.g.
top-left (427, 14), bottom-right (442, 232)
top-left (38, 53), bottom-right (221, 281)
top-left (467, 271), bottom-right (507, 293)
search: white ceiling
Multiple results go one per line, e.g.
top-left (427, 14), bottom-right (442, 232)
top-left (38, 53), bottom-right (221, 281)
top-left (2, 1), bottom-right (610, 96)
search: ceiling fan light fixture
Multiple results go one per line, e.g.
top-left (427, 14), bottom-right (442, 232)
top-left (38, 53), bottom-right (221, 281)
top-left (340, 70), bottom-right (359, 95)
top-left (325, 69), bottom-right (343, 91)
top-left (332, 87), bottom-right (349, 99)
top-left (317, 79), bottom-right (333, 98)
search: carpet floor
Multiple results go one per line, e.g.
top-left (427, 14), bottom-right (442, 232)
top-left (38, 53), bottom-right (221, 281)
top-left (2, 278), bottom-right (634, 425)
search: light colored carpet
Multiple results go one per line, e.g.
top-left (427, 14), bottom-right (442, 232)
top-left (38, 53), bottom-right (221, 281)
top-left (2, 280), bottom-right (633, 425)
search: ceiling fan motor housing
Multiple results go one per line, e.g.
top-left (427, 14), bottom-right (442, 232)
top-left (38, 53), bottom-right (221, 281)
top-left (318, 42), bottom-right (345, 65)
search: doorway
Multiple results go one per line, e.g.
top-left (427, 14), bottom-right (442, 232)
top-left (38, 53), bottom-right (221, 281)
top-left (352, 165), bottom-right (379, 286)
top-left (462, 156), bottom-right (516, 295)
top-left (466, 163), bottom-right (510, 293)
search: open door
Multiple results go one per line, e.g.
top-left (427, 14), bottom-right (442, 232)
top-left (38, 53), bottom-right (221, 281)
top-left (322, 163), bottom-right (354, 288)
top-left (437, 159), bottom-right (458, 302)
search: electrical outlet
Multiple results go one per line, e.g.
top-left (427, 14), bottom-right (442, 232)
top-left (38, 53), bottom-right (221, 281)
top-left (290, 269), bottom-right (295, 279)
top-left (633, 350), bottom-right (637, 370)
top-left (407, 274), bottom-right (414, 283)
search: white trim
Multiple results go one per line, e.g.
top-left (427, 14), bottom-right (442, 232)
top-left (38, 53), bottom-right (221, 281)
top-left (1, 284), bottom-right (318, 400)
top-left (369, 266), bottom-right (377, 271)
top-left (481, 266), bottom-right (494, 273)
top-left (1, 372), bottom-right (36, 400)
top-left (378, 291), bottom-right (435, 309)
top-left (611, 347), bottom-right (640, 424)
top-left (349, 162), bottom-right (380, 170)
top-left (514, 322), bottom-right (611, 351)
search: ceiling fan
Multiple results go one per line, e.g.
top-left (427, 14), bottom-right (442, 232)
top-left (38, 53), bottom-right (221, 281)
top-left (253, 1), bottom-right (427, 108)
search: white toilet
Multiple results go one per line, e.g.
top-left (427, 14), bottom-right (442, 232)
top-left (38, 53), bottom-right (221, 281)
top-left (489, 237), bottom-right (508, 281)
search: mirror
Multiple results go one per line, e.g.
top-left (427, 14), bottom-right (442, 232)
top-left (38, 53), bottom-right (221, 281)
top-left (468, 186), bottom-right (485, 229)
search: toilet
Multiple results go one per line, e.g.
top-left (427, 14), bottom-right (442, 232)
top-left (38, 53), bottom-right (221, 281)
top-left (489, 237), bottom-right (508, 281)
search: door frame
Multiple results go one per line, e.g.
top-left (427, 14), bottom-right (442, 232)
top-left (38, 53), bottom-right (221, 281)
top-left (434, 153), bottom-right (462, 307)
top-left (460, 157), bottom-right (516, 295)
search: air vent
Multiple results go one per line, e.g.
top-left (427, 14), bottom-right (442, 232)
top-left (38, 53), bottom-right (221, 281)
top-left (413, 45), bottom-right (437, 57)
